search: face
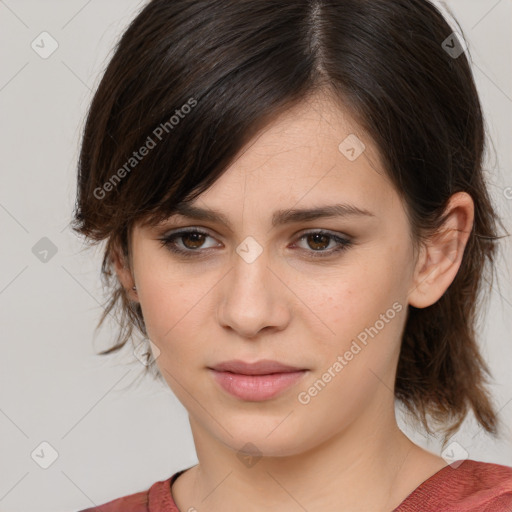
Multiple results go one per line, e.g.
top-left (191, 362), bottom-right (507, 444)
top-left (123, 93), bottom-right (419, 457)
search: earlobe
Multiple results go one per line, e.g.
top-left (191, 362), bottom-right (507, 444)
top-left (111, 245), bottom-right (138, 302)
top-left (407, 192), bottom-right (474, 309)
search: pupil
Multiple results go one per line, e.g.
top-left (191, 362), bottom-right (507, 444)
top-left (309, 234), bottom-right (328, 251)
top-left (184, 233), bottom-right (204, 249)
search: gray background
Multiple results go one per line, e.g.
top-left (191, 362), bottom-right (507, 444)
top-left (0, 1), bottom-right (511, 511)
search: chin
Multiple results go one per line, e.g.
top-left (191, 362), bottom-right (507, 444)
top-left (211, 418), bottom-right (320, 459)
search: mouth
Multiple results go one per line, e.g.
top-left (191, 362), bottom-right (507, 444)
top-left (207, 359), bottom-right (308, 401)
top-left (208, 359), bottom-right (307, 375)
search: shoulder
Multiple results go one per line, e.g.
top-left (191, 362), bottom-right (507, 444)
top-left (76, 489), bottom-right (149, 512)
top-left (396, 459), bottom-right (512, 512)
top-left (75, 475), bottom-right (176, 512)
top-left (451, 459), bottom-right (512, 499)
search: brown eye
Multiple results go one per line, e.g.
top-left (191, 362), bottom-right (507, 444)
top-left (181, 231), bottom-right (207, 249)
top-left (293, 230), bottom-right (353, 259)
top-left (305, 233), bottom-right (331, 251)
top-left (159, 229), bottom-right (219, 256)
top-left (159, 228), bottom-right (352, 260)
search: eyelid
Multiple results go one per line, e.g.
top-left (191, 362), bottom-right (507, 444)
top-left (292, 229), bottom-right (352, 252)
top-left (159, 226), bottom-right (353, 259)
top-left (161, 226), bottom-right (346, 240)
top-left (160, 226), bottom-right (350, 239)
top-left (162, 227), bottom-right (221, 248)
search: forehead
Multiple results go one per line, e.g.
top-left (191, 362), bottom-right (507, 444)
top-left (244, 93), bottom-right (367, 154)
top-left (138, 92), bottom-right (402, 235)
top-left (192, 95), bottom-right (393, 212)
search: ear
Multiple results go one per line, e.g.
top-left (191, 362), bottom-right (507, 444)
top-left (408, 191), bottom-right (474, 308)
top-left (110, 242), bottom-right (139, 302)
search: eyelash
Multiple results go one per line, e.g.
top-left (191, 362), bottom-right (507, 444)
top-left (158, 228), bottom-right (353, 259)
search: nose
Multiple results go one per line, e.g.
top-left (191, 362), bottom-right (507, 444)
top-left (216, 248), bottom-right (291, 339)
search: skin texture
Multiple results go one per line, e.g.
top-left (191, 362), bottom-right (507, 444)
top-left (113, 92), bottom-right (474, 512)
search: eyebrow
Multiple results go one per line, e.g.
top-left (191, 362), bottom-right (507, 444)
top-left (168, 202), bottom-right (375, 229)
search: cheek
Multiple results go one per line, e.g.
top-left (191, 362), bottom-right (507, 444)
top-left (306, 252), bottom-right (408, 361)
top-left (139, 279), bottom-right (208, 396)
top-left (140, 281), bottom-right (205, 349)
top-left (133, 250), bottom-right (200, 355)
top-left (295, 268), bottom-right (407, 419)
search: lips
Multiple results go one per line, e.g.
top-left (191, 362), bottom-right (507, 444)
top-left (208, 359), bottom-right (308, 401)
top-left (209, 359), bottom-right (306, 375)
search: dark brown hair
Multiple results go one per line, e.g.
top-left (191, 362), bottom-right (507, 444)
top-left (71, 0), bottom-right (508, 442)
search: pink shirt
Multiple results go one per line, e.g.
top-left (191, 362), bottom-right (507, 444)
top-left (77, 459), bottom-right (512, 511)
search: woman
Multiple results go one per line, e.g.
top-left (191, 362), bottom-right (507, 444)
top-left (72, 0), bottom-right (512, 510)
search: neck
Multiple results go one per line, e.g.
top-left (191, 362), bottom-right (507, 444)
top-left (180, 402), bottom-right (441, 512)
